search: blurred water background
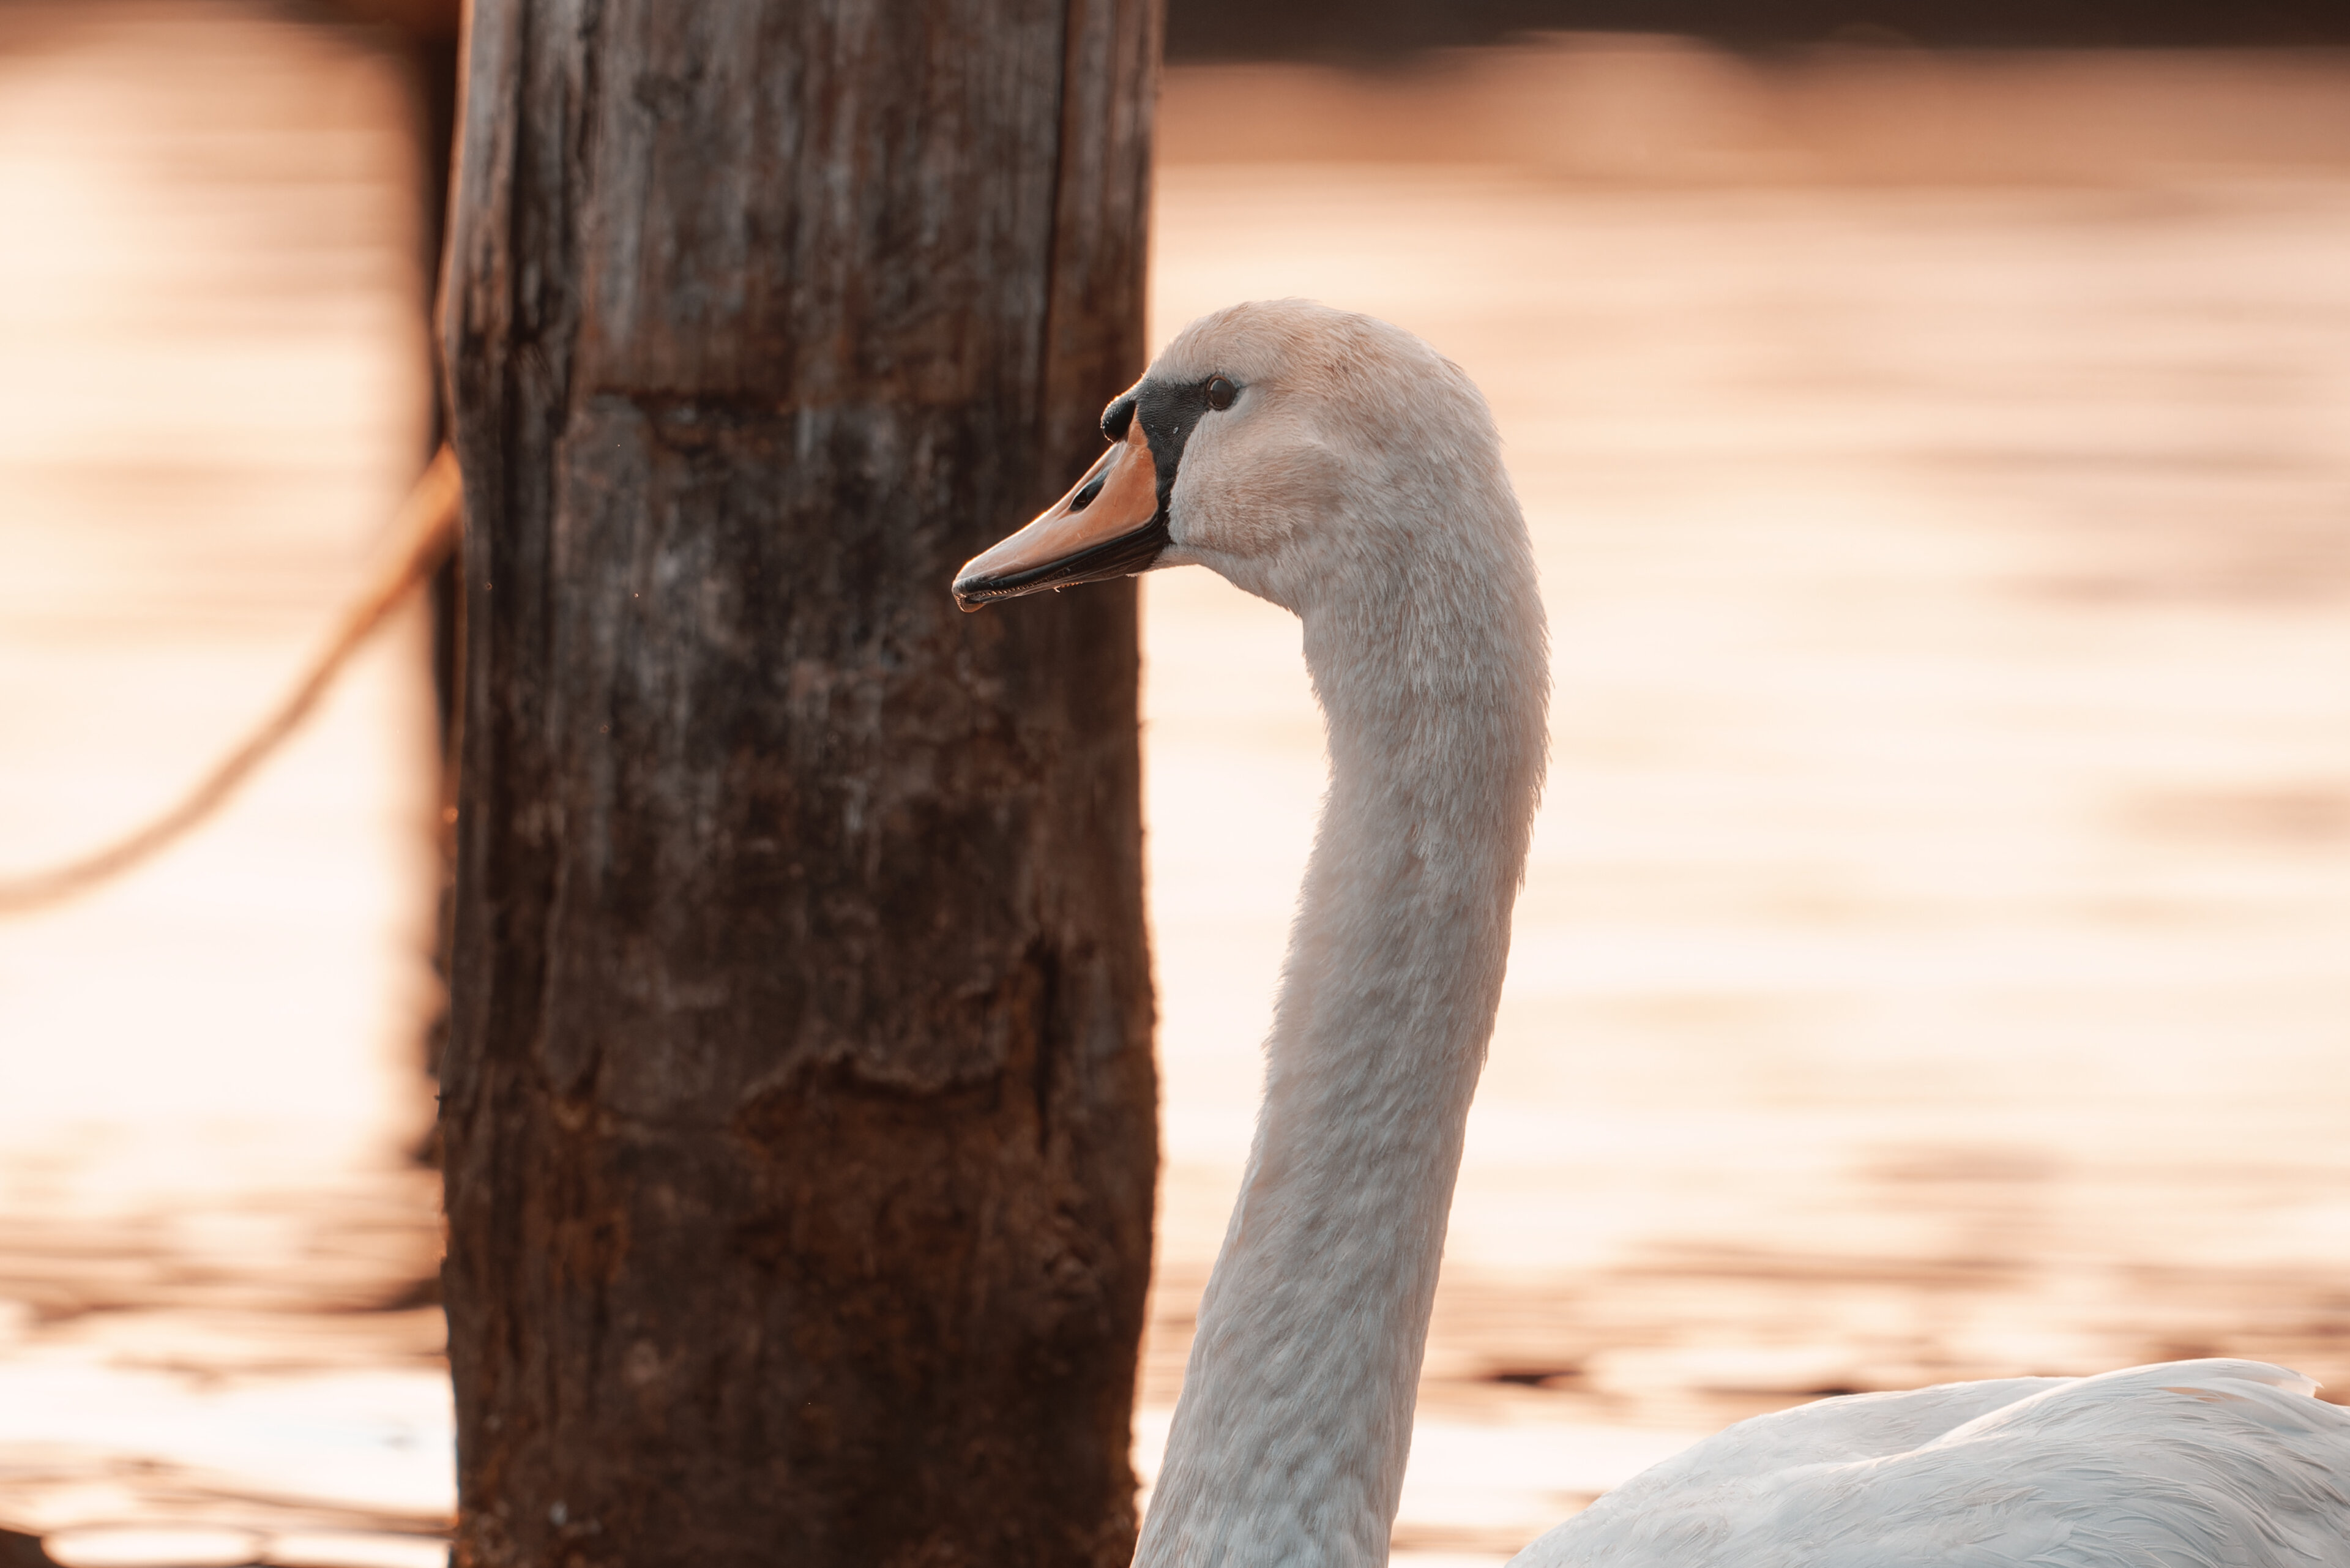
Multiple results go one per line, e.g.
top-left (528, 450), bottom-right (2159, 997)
top-left (2, 5), bottom-right (2347, 1564)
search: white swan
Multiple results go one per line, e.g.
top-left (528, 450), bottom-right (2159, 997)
top-left (953, 298), bottom-right (2350, 1567)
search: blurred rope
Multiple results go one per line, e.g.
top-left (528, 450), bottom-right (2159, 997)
top-left (0, 446), bottom-right (462, 916)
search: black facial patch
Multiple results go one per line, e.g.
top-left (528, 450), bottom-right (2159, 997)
top-left (1132, 374), bottom-right (1231, 532)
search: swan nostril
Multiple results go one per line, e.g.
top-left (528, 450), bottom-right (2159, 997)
top-left (1070, 471), bottom-right (1108, 512)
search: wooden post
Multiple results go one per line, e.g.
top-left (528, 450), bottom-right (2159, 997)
top-left (437, 4), bottom-right (1160, 1565)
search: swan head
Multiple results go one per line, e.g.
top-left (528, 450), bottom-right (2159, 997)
top-left (952, 299), bottom-right (1520, 619)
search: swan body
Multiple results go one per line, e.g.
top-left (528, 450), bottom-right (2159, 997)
top-left (953, 299), bottom-right (2350, 1567)
top-left (1515, 1359), bottom-right (2350, 1566)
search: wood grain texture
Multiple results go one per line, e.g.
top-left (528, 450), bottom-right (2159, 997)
top-left (438, 4), bottom-right (1160, 1564)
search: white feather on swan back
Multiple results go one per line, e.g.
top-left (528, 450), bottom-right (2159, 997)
top-left (1512, 1359), bottom-right (2350, 1567)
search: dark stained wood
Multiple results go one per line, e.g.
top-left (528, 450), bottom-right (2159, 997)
top-left (438, 4), bottom-right (1161, 1565)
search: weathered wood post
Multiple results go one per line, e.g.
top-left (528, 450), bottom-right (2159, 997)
top-left (437, 5), bottom-right (1160, 1565)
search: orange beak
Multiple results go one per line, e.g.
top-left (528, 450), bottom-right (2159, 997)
top-left (952, 417), bottom-right (1166, 611)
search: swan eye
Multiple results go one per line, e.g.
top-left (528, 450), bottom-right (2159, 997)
top-left (1070, 470), bottom-right (1107, 512)
top-left (1206, 376), bottom-right (1237, 411)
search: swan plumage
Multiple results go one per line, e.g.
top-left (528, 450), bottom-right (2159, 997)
top-left (954, 297), bottom-right (2350, 1567)
top-left (1516, 1359), bottom-right (2350, 1566)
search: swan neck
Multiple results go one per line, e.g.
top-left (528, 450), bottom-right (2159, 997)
top-left (1136, 575), bottom-right (1546, 1566)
